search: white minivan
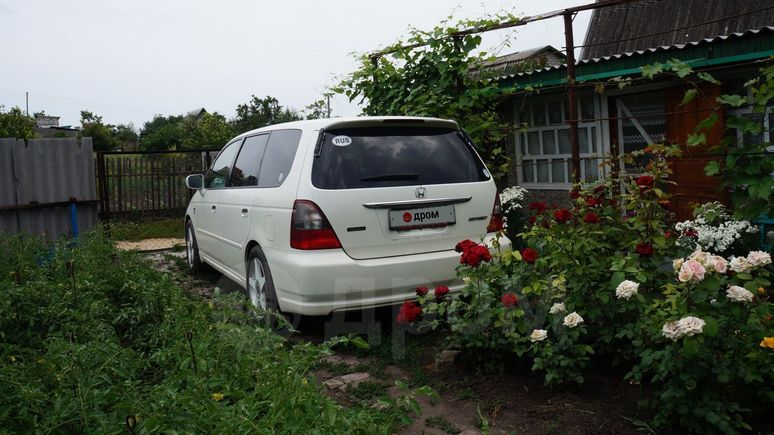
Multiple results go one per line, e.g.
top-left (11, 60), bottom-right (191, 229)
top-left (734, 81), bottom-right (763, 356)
top-left (184, 116), bottom-right (510, 316)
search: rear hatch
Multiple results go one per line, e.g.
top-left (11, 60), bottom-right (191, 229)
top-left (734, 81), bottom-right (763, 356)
top-left (304, 120), bottom-right (496, 260)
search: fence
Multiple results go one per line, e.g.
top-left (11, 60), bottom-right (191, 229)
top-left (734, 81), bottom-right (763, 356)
top-left (96, 149), bottom-right (218, 221)
top-left (0, 137), bottom-right (98, 241)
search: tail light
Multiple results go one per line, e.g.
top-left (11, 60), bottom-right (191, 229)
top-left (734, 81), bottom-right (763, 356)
top-left (290, 200), bottom-right (342, 250)
top-left (487, 193), bottom-right (504, 233)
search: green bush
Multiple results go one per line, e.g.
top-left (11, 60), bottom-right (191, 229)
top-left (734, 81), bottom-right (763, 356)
top-left (0, 233), bottom-right (419, 433)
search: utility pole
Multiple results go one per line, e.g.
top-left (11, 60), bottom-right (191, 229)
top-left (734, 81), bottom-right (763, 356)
top-left (564, 13), bottom-right (581, 184)
top-left (326, 94), bottom-right (331, 118)
top-left (25, 91), bottom-right (29, 116)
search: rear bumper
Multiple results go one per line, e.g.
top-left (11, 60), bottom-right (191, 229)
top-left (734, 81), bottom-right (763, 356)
top-left (266, 233), bottom-right (510, 315)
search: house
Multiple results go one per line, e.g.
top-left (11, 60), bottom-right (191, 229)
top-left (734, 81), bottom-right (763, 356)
top-left (494, 0), bottom-right (774, 220)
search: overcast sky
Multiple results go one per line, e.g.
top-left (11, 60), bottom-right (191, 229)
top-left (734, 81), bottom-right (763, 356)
top-left (0, 0), bottom-right (591, 128)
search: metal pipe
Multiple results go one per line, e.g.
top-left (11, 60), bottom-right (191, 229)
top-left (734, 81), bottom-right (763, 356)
top-left (564, 12), bottom-right (581, 183)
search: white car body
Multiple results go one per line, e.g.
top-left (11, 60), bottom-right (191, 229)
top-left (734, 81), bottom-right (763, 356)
top-left (185, 116), bottom-right (510, 315)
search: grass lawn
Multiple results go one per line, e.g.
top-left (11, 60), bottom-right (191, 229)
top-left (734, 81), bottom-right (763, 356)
top-left (109, 218), bottom-right (184, 241)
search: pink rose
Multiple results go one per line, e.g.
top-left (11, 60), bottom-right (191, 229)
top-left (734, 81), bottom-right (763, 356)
top-left (678, 259), bottom-right (706, 283)
top-left (711, 256), bottom-right (727, 274)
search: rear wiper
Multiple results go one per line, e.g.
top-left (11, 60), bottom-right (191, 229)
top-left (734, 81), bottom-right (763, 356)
top-left (360, 173), bottom-right (419, 182)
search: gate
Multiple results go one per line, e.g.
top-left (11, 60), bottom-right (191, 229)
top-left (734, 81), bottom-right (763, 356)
top-left (96, 149), bottom-right (219, 221)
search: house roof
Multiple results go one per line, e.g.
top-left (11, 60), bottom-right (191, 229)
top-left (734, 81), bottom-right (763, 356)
top-left (495, 26), bottom-right (774, 88)
top-left (580, 0), bottom-right (774, 60)
top-left (481, 46), bottom-right (565, 76)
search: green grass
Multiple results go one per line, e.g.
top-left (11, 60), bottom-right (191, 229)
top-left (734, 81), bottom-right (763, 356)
top-left (109, 218), bottom-right (184, 241)
top-left (0, 232), bottom-right (419, 433)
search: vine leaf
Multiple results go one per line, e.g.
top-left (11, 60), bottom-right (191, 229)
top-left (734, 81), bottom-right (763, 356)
top-left (697, 72), bottom-right (720, 85)
top-left (640, 63), bottom-right (663, 79)
top-left (680, 89), bottom-right (697, 107)
top-left (687, 132), bottom-right (706, 146)
top-left (717, 94), bottom-right (747, 107)
top-left (704, 160), bottom-right (720, 176)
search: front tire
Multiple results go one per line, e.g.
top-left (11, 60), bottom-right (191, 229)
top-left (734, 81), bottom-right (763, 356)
top-left (185, 220), bottom-right (203, 274)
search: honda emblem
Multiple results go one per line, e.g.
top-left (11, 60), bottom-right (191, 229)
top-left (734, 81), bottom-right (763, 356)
top-left (415, 187), bottom-right (426, 198)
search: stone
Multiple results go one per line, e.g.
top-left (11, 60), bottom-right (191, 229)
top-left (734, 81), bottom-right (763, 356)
top-left (434, 350), bottom-right (460, 368)
top-left (323, 378), bottom-right (344, 389)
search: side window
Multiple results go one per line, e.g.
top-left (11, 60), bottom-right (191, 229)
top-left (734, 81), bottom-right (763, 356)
top-left (258, 130), bottom-right (303, 188)
top-left (204, 139), bottom-right (242, 189)
top-left (230, 134), bottom-right (269, 187)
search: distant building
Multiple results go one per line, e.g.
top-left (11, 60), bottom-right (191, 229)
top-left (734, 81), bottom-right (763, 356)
top-left (35, 114), bottom-right (60, 128)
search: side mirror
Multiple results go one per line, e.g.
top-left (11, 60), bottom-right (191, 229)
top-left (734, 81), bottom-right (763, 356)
top-left (186, 174), bottom-right (204, 190)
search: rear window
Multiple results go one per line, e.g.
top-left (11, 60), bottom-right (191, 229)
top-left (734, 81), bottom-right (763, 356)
top-left (311, 127), bottom-right (490, 189)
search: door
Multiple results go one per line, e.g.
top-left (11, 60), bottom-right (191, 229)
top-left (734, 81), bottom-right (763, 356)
top-left (217, 133), bottom-right (270, 275)
top-left (666, 85), bottom-right (726, 221)
top-left (306, 125), bottom-right (496, 260)
top-left (197, 139), bottom-right (242, 261)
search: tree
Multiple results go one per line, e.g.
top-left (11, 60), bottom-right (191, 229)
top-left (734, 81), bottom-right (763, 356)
top-left (303, 94), bottom-right (333, 120)
top-left (79, 110), bottom-right (123, 151)
top-left (0, 106), bottom-right (36, 139)
top-left (336, 14), bottom-right (518, 179)
top-left (139, 114), bottom-right (185, 151)
top-left (179, 111), bottom-right (234, 149)
top-left (231, 95), bottom-right (301, 134)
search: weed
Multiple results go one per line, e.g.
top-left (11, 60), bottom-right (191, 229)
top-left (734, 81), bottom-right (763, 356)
top-left (425, 415), bottom-right (462, 434)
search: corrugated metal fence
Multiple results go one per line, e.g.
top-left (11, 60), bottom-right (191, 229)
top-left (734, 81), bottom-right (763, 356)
top-left (0, 138), bottom-right (98, 241)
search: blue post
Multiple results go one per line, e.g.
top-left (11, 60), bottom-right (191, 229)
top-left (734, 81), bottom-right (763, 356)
top-left (69, 198), bottom-right (79, 238)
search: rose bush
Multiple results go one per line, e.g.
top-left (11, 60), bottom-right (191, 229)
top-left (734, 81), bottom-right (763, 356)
top-left (394, 141), bottom-right (773, 432)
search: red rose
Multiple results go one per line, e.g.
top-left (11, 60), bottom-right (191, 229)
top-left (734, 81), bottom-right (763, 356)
top-left (585, 197), bottom-right (602, 207)
top-left (434, 286), bottom-right (449, 300)
top-left (528, 202), bottom-right (548, 213)
top-left (635, 242), bottom-right (654, 257)
top-left (416, 286), bottom-right (429, 296)
top-left (664, 230), bottom-right (673, 239)
top-left (528, 216), bottom-right (537, 225)
top-left (683, 229), bottom-right (698, 239)
top-left (460, 244), bottom-right (492, 267)
top-left (396, 301), bottom-right (422, 324)
top-left (569, 189), bottom-right (580, 199)
top-left (455, 239), bottom-right (477, 253)
top-left (636, 175), bottom-right (654, 191)
top-left (553, 208), bottom-right (573, 223)
top-left (501, 292), bottom-right (518, 308)
top-left (594, 185), bottom-right (606, 195)
top-left (583, 211), bottom-right (600, 223)
top-left (521, 247), bottom-right (539, 264)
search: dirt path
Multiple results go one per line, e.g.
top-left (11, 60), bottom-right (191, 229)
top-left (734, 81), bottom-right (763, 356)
top-left (145, 251), bottom-right (649, 434)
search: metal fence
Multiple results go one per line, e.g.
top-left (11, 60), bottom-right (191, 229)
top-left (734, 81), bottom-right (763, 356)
top-left (0, 137), bottom-right (98, 241)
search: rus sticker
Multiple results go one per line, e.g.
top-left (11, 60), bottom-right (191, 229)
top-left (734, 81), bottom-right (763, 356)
top-left (331, 135), bottom-right (352, 147)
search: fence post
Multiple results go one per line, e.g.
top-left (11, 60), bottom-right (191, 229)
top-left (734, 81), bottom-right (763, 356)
top-left (96, 152), bottom-right (110, 223)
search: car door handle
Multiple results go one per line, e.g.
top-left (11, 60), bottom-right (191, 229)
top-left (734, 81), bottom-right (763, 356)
top-left (211, 205), bottom-right (216, 212)
top-left (241, 208), bottom-right (249, 216)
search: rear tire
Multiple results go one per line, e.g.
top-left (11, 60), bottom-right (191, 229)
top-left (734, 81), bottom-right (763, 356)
top-left (185, 220), bottom-right (203, 274)
top-left (246, 245), bottom-right (280, 314)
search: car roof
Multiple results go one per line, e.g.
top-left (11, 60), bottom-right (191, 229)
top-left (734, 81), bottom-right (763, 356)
top-left (232, 116), bottom-right (459, 140)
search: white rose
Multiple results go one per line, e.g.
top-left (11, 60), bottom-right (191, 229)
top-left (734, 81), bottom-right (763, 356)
top-left (563, 312), bottom-right (584, 328)
top-left (729, 256), bottom-right (751, 273)
top-left (530, 329), bottom-right (548, 342)
top-left (549, 302), bottom-right (566, 314)
top-left (615, 280), bottom-right (640, 300)
top-left (747, 251), bottom-right (772, 268)
top-left (678, 260), bottom-right (705, 283)
top-left (689, 250), bottom-right (711, 267)
top-left (662, 321), bottom-right (682, 341)
top-left (677, 316), bottom-right (705, 337)
top-left (672, 258), bottom-right (684, 272)
top-left (726, 285), bottom-right (754, 303)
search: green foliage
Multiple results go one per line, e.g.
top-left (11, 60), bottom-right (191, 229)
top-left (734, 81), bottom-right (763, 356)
top-left (0, 232), bottom-right (420, 433)
top-left (0, 106), bottom-right (36, 140)
top-left (139, 114), bottom-right (185, 150)
top-left (79, 110), bottom-right (137, 151)
top-left (231, 95), bottom-right (301, 135)
top-left (336, 14), bottom-right (518, 180)
top-left (180, 111), bottom-right (234, 149)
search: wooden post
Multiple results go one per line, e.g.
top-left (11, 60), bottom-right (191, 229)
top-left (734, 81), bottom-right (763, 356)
top-left (564, 12), bottom-right (581, 183)
top-left (96, 152), bottom-right (109, 222)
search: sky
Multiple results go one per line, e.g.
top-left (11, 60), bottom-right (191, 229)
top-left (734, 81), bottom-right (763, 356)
top-left (0, 0), bottom-right (592, 129)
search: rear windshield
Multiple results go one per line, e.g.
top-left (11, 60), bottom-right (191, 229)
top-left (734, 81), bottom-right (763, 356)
top-left (311, 127), bottom-right (490, 189)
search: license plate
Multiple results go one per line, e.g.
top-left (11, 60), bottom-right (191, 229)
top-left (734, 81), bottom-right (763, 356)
top-left (388, 205), bottom-right (455, 230)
